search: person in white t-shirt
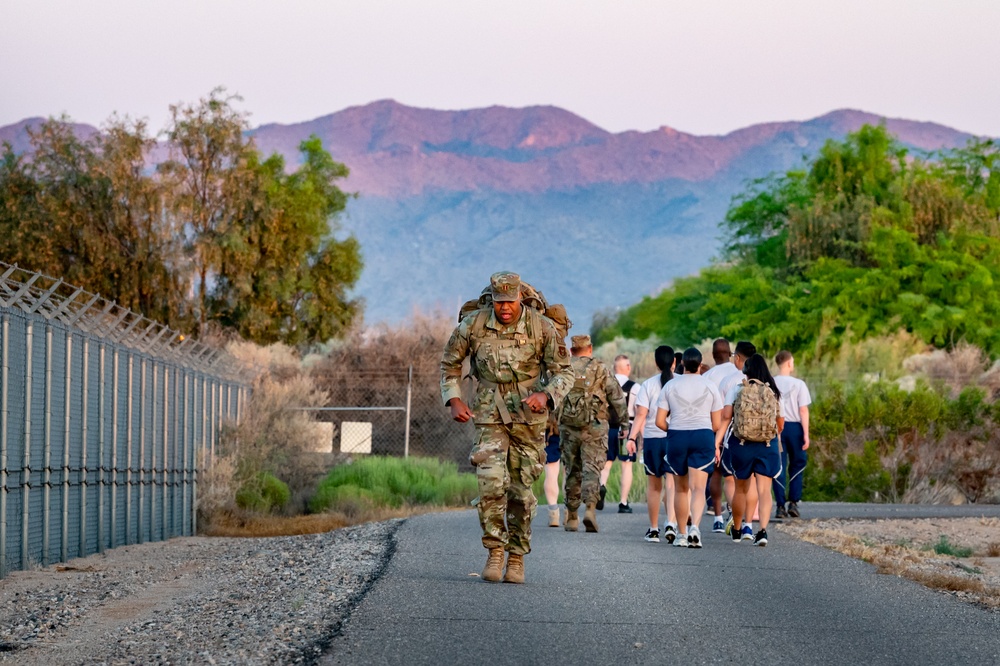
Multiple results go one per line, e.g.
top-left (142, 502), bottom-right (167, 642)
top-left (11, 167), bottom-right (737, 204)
top-left (772, 350), bottom-right (812, 519)
top-left (716, 354), bottom-right (784, 546)
top-left (701, 338), bottom-right (736, 531)
top-left (624, 346), bottom-right (678, 544)
top-left (717, 340), bottom-right (760, 539)
top-left (600, 355), bottom-right (641, 513)
top-left (654, 348), bottom-right (723, 548)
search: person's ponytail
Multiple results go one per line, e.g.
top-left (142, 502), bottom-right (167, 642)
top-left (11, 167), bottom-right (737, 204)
top-left (655, 345), bottom-right (675, 388)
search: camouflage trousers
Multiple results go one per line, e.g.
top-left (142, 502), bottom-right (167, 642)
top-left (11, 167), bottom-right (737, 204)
top-left (469, 422), bottom-right (545, 555)
top-left (560, 423), bottom-right (608, 512)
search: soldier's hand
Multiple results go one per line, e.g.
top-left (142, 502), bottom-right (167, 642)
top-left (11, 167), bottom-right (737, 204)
top-left (523, 392), bottom-right (548, 414)
top-left (449, 398), bottom-right (473, 423)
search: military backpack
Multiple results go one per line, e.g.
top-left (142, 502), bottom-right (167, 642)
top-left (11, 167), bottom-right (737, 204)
top-left (559, 357), bottom-right (606, 427)
top-left (732, 378), bottom-right (780, 443)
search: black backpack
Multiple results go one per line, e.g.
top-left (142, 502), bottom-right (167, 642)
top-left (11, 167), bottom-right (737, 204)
top-left (608, 379), bottom-right (635, 429)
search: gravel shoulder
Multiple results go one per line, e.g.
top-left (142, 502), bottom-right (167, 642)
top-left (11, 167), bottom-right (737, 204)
top-left (775, 516), bottom-right (1000, 610)
top-left (0, 519), bottom-right (402, 665)
top-left (3, 510), bottom-right (999, 664)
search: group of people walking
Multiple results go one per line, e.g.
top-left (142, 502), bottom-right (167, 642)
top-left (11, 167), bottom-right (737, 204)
top-left (441, 272), bottom-right (811, 585)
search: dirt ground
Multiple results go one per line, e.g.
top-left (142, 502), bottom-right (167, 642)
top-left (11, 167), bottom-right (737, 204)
top-left (776, 517), bottom-right (1000, 610)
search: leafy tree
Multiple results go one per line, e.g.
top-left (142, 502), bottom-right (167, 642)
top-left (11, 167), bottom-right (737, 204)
top-left (1, 90), bottom-right (363, 346)
top-left (598, 124), bottom-right (1000, 359)
top-left (211, 137), bottom-right (361, 345)
top-left (159, 87), bottom-right (257, 335)
top-left (0, 117), bottom-right (187, 326)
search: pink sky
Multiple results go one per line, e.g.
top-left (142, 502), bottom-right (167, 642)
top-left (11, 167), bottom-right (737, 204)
top-left (2, 0), bottom-right (998, 137)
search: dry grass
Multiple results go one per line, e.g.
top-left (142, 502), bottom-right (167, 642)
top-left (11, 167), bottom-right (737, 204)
top-left (199, 505), bottom-right (463, 538)
top-left (780, 520), bottom-right (1000, 609)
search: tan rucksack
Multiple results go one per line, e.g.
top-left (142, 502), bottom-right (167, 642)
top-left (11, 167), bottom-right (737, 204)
top-left (732, 378), bottom-right (780, 443)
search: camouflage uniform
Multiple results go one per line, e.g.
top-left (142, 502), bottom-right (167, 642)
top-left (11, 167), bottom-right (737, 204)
top-left (558, 339), bottom-right (628, 513)
top-left (441, 281), bottom-right (573, 556)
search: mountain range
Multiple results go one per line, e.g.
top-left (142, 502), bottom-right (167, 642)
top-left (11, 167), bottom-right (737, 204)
top-left (1, 102), bottom-right (978, 334)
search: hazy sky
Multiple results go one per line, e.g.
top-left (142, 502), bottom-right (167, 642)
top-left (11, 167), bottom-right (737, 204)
top-left (3, 0), bottom-right (999, 137)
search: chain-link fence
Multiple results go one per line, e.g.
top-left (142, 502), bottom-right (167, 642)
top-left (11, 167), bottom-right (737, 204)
top-left (0, 262), bottom-right (250, 577)
top-left (308, 366), bottom-right (475, 469)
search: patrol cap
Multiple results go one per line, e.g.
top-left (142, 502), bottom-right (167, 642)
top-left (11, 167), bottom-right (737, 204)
top-left (571, 334), bottom-right (592, 349)
top-left (490, 271), bottom-right (521, 302)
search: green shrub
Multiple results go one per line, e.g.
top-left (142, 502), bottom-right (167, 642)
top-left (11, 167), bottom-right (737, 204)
top-left (310, 456), bottom-right (478, 513)
top-left (236, 471), bottom-right (291, 513)
top-left (931, 535), bottom-right (974, 558)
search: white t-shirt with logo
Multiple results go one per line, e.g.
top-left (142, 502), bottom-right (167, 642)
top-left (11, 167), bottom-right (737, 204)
top-left (634, 374), bottom-right (669, 439)
top-left (655, 374), bottom-right (724, 431)
top-left (774, 375), bottom-right (812, 422)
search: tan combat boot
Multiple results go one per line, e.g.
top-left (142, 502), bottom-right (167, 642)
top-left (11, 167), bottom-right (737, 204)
top-left (548, 508), bottom-right (560, 527)
top-left (503, 553), bottom-right (525, 584)
top-left (482, 547), bottom-right (505, 583)
top-left (583, 505), bottom-right (599, 532)
top-left (564, 508), bottom-right (579, 531)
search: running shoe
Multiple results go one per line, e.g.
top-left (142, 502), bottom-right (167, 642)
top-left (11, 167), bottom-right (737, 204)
top-left (740, 525), bottom-right (754, 541)
top-left (644, 528), bottom-right (660, 543)
top-left (674, 533), bottom-right (689, 547)
top-left (688, 525), bottom-right (702, 548)
top-left (787, 501), bottom-right (800, 518)
top-left (712, 516), bottom-right (725, 533)
top-left (775, 505), bottom-right (788, 519)
top-left (663, 523), bottom-right (677, 545)
top-left (730, 524), bottom-right (741, 542)
top-left (724, 516), bottom-right (735, 535)
top-left (597, 485), bottom-right (607, 510)
top-left (753, 528), bottom-right (769, 547)
top-left (618, 503), bottom-right (633, 514)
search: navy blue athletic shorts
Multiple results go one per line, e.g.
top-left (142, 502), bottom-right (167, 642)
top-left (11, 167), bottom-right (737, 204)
top-left (641, 436), bottom-right (669, 477)
top-left (727, 433), bottom-right (782, 480)
top-left (720, 441), bottom-right (735, 477)
top-left (607, 427), bottom-right (637, 462)
top-left (545, 433), bottom-right (561, 464)
top-left (665, 429), bottom-right (716, 476)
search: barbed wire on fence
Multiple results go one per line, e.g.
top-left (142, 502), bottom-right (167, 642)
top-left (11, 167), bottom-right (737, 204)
top-left (0, 261), bottom-right (250, 384)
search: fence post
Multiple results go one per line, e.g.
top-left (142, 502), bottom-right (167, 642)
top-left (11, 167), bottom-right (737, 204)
top-left (161, 366), bottom-right (169, 540)
top-left (43, 324), bottom-right (53, 565)
top-left (139, 358), bottom-right (146, 545)
top-left (61, 334), bottom-right (71, 563)
top-left (22, 320), bottom-right (33, 570)
top-left (404, 365), bottom-right (413, 459)
top-left (97, 343), bottom-right (105, 553)
top-left (181, 370), bottom-right (188, 535)
top-left (150, 361), bottom-right (157, 544)
top-left (110, 348), bottom-right (119, 549)
top-left (80, 338), bottom-right (89, 558)
top-left (172, 366), bottom-right (179, 537)
top-left (0, 313), bottom-right (9, 576)
top-left (126, 353), bottom-right (133, 545)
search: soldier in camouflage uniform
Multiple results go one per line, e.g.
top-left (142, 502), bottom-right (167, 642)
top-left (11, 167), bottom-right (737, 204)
top-left (558, 335), bottom-right (628, 534)
top-left (441, 271), bottom-right (573, 584)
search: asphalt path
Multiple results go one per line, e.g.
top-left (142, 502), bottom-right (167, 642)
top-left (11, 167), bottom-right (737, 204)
top-left (322, 502), bottom-right (1000, 665)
